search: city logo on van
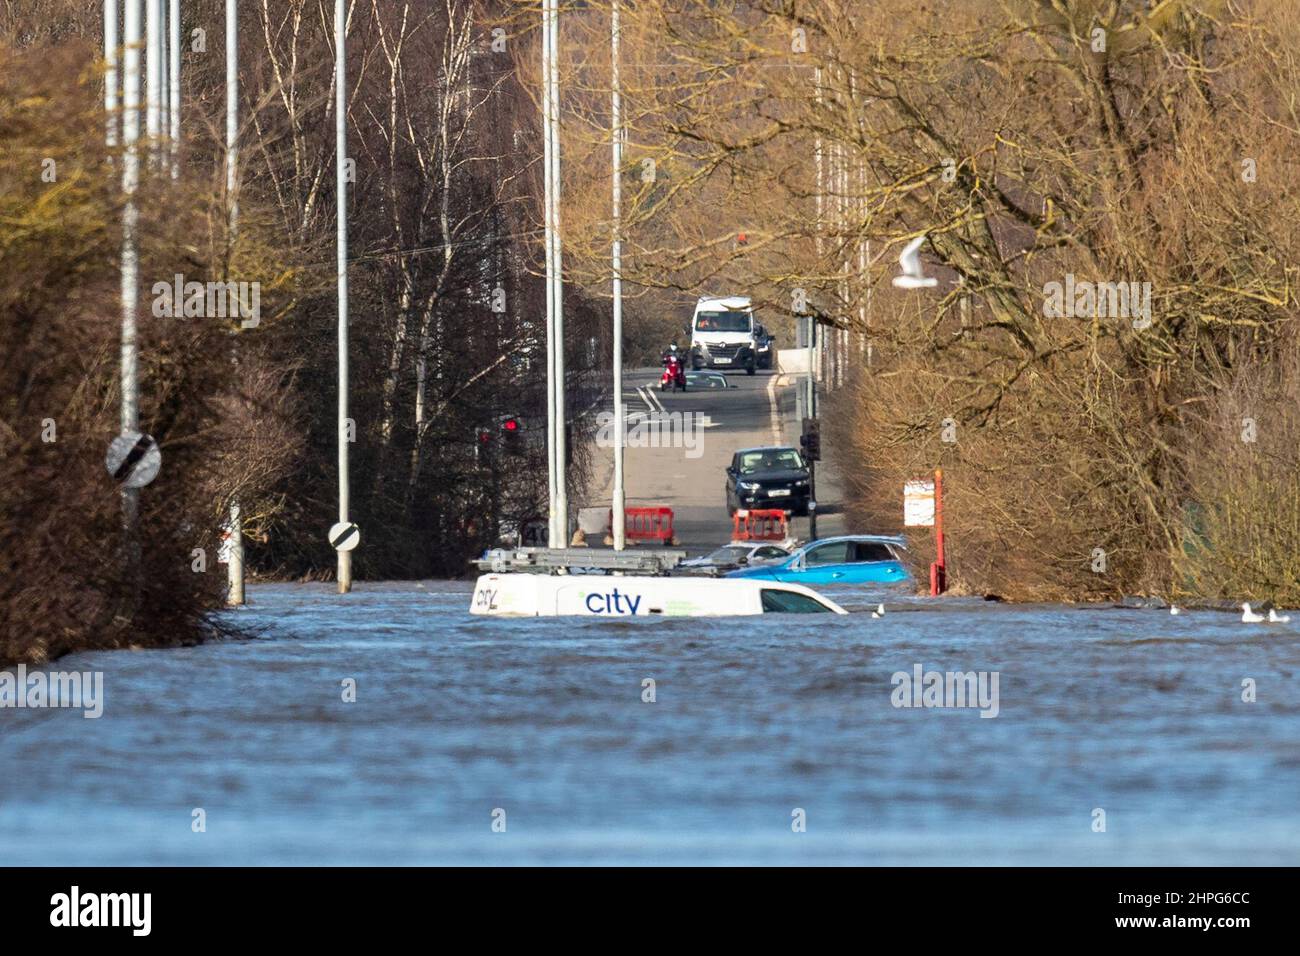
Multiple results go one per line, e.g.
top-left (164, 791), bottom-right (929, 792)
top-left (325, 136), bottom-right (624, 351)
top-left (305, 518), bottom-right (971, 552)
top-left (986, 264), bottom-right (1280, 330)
top-left (582, 588), bottom-right (643, 615)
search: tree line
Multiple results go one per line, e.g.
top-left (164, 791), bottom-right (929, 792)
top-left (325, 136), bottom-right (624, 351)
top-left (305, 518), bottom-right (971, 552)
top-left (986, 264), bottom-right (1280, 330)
top-left (1, 0), bottom-right (609, 663)
top-left (556, 0), bottom-right (1300, 602)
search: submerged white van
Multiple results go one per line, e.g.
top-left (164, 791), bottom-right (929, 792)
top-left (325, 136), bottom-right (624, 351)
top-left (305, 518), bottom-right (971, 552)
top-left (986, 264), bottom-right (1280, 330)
top-left (690, 295), bottom-right (759, 375)
top-left (470, 574), bottom-right (847, 617)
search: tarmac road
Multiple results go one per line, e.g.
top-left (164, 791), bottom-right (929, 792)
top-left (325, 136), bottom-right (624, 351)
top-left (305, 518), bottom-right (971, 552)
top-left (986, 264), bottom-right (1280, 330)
top-left (585, 366), bottom-right (846, 554)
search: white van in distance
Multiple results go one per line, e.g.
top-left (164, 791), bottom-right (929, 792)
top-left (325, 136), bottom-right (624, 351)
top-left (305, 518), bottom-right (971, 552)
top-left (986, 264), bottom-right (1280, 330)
top-left (690, 295), bottom-right (759, 375)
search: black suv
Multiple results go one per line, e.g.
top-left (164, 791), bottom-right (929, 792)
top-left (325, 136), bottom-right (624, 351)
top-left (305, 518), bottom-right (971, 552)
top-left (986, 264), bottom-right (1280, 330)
top-left (725, 446), bottom-right (812, 516)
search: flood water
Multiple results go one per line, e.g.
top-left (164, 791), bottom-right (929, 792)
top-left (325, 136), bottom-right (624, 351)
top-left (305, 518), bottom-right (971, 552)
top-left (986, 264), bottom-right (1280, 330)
top-left (3, 581), bottom-right (1298, 865)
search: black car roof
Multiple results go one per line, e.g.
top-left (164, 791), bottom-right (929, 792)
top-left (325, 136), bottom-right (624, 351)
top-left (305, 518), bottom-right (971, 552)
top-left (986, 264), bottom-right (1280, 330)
top-left (735, 446), bottom-right (799, 455)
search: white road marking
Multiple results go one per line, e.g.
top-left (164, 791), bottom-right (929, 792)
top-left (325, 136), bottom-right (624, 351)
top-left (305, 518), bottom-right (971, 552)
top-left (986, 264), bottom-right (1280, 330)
top-left (766, 373), bottom-right (783, 445)
top-left (643, 385), bottom-right (667, 413)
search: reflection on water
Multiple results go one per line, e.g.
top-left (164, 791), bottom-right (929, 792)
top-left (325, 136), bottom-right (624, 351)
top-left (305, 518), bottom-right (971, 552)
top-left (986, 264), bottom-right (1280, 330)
top-left (2, 582), bottom-right (1298, 865)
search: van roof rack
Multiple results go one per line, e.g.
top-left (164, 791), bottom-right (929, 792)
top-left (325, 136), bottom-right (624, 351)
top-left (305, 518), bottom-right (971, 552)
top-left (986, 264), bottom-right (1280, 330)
top-left (474, 547), bottom-right (687, 575)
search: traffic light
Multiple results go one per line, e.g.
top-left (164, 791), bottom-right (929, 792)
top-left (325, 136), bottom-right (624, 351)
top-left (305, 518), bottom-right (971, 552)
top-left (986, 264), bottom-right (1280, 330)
top-left (800, 417), bottom-right (821, 461)
top-left (501, 416), bottom-right (523, 455)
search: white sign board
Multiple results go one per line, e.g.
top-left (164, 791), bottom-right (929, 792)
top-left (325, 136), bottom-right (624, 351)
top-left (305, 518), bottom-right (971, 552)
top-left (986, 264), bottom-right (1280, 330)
top-left (577, 507), bottom-right (610, 536)
top-left (904, 480), bottom-right (935, 527)
top-left (777, 348), bottom-right (811, 375)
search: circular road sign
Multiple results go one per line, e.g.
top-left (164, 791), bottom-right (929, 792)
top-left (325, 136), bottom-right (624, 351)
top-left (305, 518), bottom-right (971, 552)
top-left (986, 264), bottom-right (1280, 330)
top-left (105, 431), bottom-right (161, 488)
top-left (329, 521), bottom-right (360, 552)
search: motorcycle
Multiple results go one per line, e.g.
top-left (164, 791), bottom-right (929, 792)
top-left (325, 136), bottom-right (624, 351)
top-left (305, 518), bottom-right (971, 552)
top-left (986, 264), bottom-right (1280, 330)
top-left (660, 352), bottom-right (687, 391)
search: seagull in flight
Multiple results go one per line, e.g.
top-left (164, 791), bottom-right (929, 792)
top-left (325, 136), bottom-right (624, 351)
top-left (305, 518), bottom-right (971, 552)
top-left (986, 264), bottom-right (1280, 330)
top-left (892, 235), bottom-right (938, 289)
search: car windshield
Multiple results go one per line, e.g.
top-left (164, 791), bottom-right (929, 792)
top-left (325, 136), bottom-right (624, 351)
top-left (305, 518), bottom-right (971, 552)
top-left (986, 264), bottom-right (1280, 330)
top-left (686, 372), bottom-right (728, 389)
top-left (761, 589), bottom-right (833, 613)
top-left (695, 310), bottom-right (752, 333)
top-left (738, 449), bottom-right (805, 474)
top-left (852, 542), bottom-right (895, 562)
top-left (801, 540), bottom-right (895, 566)
top-left (804, 542), bottom-right (850, 566)
top-left (707, 546), bottom-right (750, 563)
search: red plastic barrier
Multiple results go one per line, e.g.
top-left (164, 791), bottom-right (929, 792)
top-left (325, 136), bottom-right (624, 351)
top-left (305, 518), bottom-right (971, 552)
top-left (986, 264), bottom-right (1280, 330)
top-left (732, 508), bottom-right (788, 542)
top-left (610, 507), bottom-right (676, 543)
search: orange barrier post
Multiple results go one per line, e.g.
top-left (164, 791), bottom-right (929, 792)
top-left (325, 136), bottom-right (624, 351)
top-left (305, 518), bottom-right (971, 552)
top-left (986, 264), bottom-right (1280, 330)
top-left (611, 507), bottom-right (676, 543)
top-left (732, 508), bottom-right (788, 542)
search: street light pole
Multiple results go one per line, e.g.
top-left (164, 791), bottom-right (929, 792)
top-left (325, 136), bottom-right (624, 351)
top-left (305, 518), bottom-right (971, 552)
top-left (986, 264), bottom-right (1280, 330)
top-left (120, 0), bottom-right (141, 540)
top-left (541, 0), bottom-right (557, 548)
top-left (169, 0), bottom-right (180, 179)
top-left (225, 0), bottom-right (245, 605)
top-left (610, 0), bottom-right (625, 551)
top-left (121, 0), bottom-right (140, 438)
top-left (145, 0), bottom-right (160, 163)
top-left (335, 0), bottom-right (352, 593)
top-left (549, 0), bottom-right (568, 546)
top-left (105, 0), bottom-right (118, 152)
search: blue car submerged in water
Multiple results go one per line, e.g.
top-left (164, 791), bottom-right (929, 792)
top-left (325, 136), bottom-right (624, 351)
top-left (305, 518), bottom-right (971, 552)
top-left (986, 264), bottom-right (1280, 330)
top-left (726, 534), bottom-right (911, 586)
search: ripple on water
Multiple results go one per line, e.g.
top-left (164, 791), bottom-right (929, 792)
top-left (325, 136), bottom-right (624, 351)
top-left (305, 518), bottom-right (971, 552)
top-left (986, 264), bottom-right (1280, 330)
top-left (1, 586), bottom-right (1298, 864)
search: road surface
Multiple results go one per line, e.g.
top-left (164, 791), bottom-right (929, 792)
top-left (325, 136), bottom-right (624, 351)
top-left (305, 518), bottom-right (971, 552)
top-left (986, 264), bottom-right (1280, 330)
top-left (584, 368), bottom-right (845, 553)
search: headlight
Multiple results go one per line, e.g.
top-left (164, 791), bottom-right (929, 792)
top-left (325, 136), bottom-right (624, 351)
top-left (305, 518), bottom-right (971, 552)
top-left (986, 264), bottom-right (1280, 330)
top-left (794, 479), bottom-right (809, 487)
top-left (738, 481), bottom-right (761, 491)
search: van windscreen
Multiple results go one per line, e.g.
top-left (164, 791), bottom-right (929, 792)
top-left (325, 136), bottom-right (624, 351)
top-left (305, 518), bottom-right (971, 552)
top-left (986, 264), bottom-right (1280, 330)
top-left (694, 310), bottom-right (751, 333)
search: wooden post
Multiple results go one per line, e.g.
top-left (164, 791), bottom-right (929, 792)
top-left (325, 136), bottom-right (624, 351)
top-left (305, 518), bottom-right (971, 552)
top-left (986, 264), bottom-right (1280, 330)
top-left (930, 467), bottom-right (946, 595)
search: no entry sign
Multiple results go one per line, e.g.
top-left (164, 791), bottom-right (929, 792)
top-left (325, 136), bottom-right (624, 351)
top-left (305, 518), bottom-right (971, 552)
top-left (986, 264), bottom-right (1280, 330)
top-left (329, 521), bottom-right (360, 552)
top-left (105, 432), bottom-right (161, 488)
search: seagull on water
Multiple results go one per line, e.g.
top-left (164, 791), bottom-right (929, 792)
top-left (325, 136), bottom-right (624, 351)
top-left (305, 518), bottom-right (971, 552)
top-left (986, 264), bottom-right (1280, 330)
top-left (1269, 608), bottom-right (1292, 624)
top-left (892, 236), bottom-right (938, 289)
top-left (1169, 605), bottom-right (1181, 615)
top-left (1241, 603), bottom-right (1267, 623)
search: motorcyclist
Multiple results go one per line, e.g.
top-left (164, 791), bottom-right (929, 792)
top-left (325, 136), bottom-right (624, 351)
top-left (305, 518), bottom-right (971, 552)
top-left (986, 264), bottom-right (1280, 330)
top-left (660, 342), bottom-right (686, 390)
